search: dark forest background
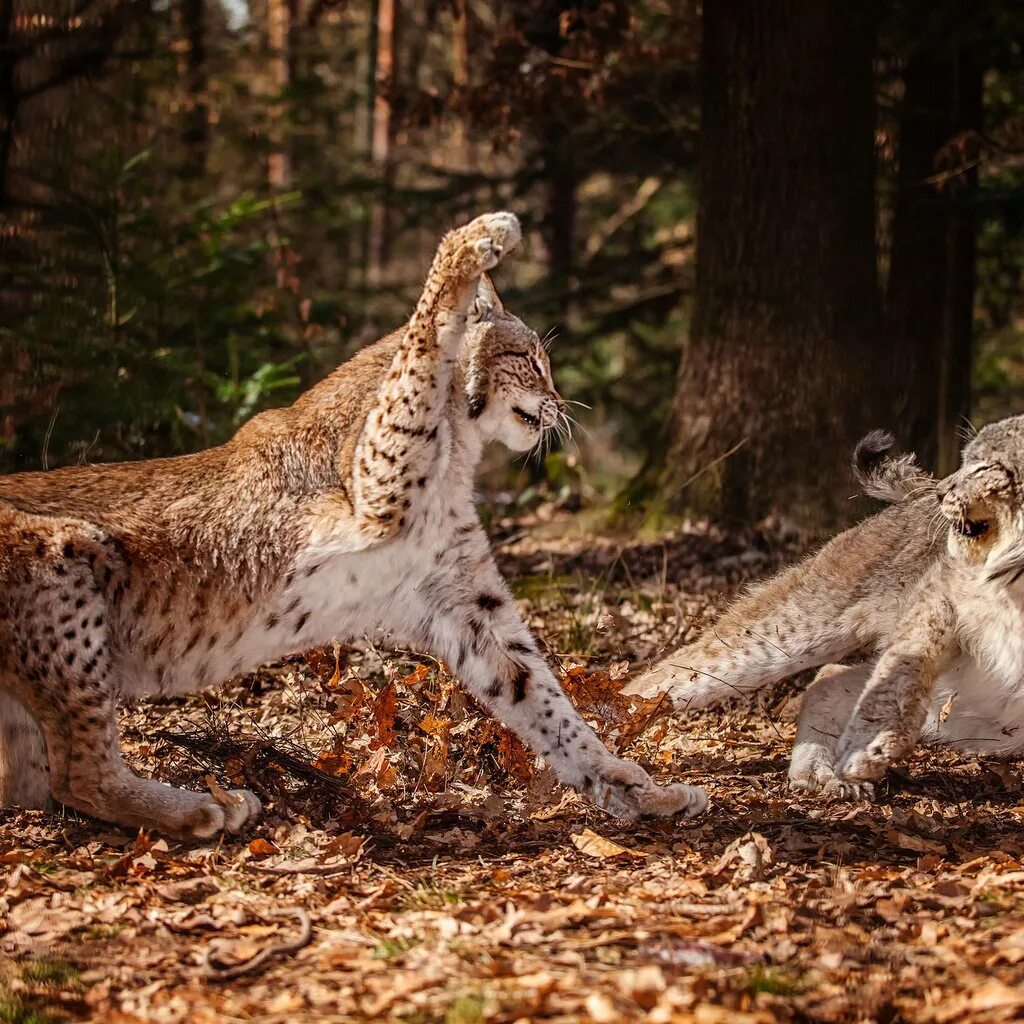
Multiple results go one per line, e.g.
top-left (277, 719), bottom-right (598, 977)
top-left (3, 0), bottom-right (1024, 531)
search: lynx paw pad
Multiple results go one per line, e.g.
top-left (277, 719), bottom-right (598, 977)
top-left (458, 211), bottom-right (521, 272)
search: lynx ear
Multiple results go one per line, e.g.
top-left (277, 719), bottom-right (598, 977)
top-left (469, 273), bottom-right (504, 322)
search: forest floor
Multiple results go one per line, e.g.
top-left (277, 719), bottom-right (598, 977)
top-left (3, 514), bottom-right (1024, 1024)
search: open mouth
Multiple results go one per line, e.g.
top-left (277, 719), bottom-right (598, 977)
top-left (955, 518), bottom-right (990, 540)
top-left (512, 406), bottom-right (541, 430)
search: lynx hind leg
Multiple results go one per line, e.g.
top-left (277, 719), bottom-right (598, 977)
top-left (790, 664), bottom-right (875, 800)
top-left (40, 699), bottom-right (261, 840)
top-left (0, 689), bottom-right (51, 809)
top-left (5, 525), bottom-right (259, 839)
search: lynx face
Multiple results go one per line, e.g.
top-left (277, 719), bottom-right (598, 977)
top-left (939, 416), bottom-right (1024, 575)
top-left (463, 282), bottom-right (564, 453)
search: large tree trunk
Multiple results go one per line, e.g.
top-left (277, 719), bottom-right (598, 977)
top-left (656, 1), bottom-right (885, 530)
top-left (886, 50), bottom-right (982, 475)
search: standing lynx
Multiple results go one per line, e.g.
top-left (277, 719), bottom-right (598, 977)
top-left (0, 212), bottom-right (706, 838)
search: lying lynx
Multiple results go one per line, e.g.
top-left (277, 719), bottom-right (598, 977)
top-left (0, 211), bottom-right (705, 838)
top-left (626, 418), bottom-right (1024, 797)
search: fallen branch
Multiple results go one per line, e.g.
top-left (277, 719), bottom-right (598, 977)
top-left (203, 908), bottom-right (313, 981)
top-left (244, 860), bottom-right (354, 877)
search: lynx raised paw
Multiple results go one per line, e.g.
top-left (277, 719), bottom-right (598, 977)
top-left (593, 759), bottom-right (707, 819)
top-left (448, 211), bottom-right (522, 276)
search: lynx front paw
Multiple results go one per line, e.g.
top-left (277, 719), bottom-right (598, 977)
top-left (451, 211), bottom-right (522, 274)
top-left (181, 789), bottom-right (262, 840)
top-left (836, 723), bottom-right (908, 783)
top-left (789, 764), bottom-right (875, 801)
top-left (593, 760), bottom-right (707, 819)
top-left (837, 742), bottom-right (894, 784)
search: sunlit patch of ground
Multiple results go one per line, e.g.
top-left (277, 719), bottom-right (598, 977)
top-left (2, 519), bottom-right (1023, 1023)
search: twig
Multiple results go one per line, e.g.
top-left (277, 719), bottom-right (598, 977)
top-left (582, 176), bottom-right (663, 263)
top-left (203, 908), bottom-right (313, 981)
top-left (244, 861), bottom-right (354, 877)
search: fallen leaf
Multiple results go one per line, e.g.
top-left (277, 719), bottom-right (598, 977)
top-left (714, 832), bottom-right (773, 880)
top-left (371, 682), bottom-right (398, 749)
top-left (986, 762), bottom-right (1023, 793)
top-left (402, 664), bottom-right (430, 687)
top-left (887, 829), bottom-right (946, 856)
top-left (248, 838), bottom-right (280, 858)
top-left (320, 832), bottom-right (366, 861)
top-left (314, 749), bottom-right (354, 775)
top-left (571, 829), bottom-right (648, 861)
top-left (418, 712), bottom-right (452, 736)
top-left (156, 878), bottom-right (219, 904)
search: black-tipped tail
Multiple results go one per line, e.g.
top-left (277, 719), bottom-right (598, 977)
top-left (852, 430), bottom-right (933, 504)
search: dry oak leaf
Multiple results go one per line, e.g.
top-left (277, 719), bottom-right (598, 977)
top-left (314, 749), bottom-right (354, 776)
top-left (353, 746), bottom-right (399, 790)
top-left (248, 838), bottom-right (280, 858)
top-left (886, 829), bottom-right (946, 856)
top-left (156, 877), bottom-right (219, 904)
top-left (320, 831), bottom-right (366, 861)
top-left (371, 682), bottom-right (398, 749)
top-left (402, 663), bottom-right (431, 687)
top-left (418, 712), bottom-right (453, 736)
top-left (713, 832), bottom-right (773, 881)
top-left (571, 828), bottom-right (648, 861)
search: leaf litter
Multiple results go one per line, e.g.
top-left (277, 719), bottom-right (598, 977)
top-left (1, 516), bottom-right (1023, 1022)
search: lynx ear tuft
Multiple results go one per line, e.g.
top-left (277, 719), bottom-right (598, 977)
top-left (469, 273), bottom-right (505, 322)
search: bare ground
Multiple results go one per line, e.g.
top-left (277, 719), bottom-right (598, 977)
top-left (3, 517), bottom-right (1024, 1024)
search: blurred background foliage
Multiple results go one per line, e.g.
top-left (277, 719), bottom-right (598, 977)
top-left (2, 0), bottom-right (1024, 526)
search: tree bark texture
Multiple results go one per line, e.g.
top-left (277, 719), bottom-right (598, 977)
top-left (886, 50), bottom-right (982, 475)
top-left (662, 0), bottom-right (886, 530)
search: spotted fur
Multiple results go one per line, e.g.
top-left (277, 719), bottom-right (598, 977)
top-left (0, 212), bottom-right (705, 838)
top-left (626, 416), bottom-right (1024, 798)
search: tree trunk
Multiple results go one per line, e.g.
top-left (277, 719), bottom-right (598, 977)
top-left (367, 0), bottom-right (397, 287)
top-left (657, 0), bottom-right (884, 530)
top-left (886, 50), bottom-right (982, 475)
top-left (449, 0), bottom-right (469, 167)
top-left (267, 0), bottom-right (295, 188)
top-left (177, 0), bottom-right (208, 178)
top-left (0, 0), bottom-right (17, 213)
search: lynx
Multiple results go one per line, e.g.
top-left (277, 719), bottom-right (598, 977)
top-left (626, 418), bottom-right (1024, 798)
top-left (0, 212), bottom-right (706, 838)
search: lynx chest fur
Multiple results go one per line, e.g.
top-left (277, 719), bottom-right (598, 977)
top-left (115, 418), bottom-right (477, 701)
